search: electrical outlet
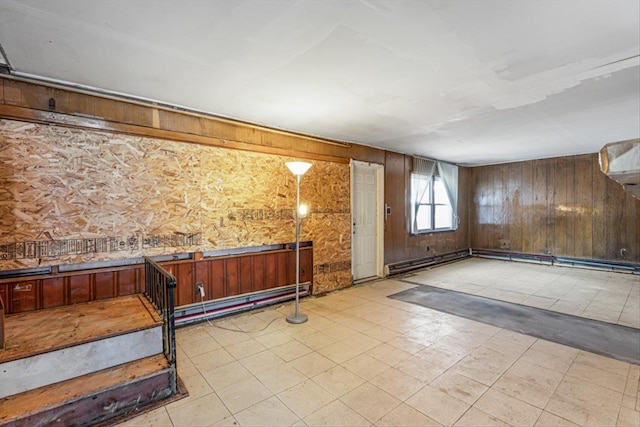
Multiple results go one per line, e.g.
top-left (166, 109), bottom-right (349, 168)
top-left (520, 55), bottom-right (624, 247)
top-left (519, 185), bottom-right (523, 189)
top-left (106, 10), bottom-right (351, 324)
top-left (195, 282), bottom-right (205, 298)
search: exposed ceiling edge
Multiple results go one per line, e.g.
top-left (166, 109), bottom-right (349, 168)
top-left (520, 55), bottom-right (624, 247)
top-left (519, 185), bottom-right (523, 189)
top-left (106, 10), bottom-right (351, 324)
top-left (2, 72), bottom-right (353, 148)
top-left (599, 138), bottom-right (640, 199)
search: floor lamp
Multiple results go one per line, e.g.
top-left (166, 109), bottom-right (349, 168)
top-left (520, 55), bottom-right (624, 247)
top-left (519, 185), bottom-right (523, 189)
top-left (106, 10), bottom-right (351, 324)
top-left (286, 161), bottom-right (311, 324)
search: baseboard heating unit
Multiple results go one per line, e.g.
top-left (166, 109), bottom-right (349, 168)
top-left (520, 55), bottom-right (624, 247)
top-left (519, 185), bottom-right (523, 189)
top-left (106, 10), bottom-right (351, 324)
top-left (174, 283), bottom-right (311, 327)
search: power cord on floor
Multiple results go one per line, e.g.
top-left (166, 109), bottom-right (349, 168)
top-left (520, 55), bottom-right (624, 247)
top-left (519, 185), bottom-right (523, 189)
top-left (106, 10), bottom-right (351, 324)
top-left (196, 283), bottom-right (282, 333)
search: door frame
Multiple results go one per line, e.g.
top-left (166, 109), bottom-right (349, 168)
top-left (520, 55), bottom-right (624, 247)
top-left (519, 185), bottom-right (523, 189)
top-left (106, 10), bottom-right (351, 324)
top-left (351, 159), bottom-right (385, 282)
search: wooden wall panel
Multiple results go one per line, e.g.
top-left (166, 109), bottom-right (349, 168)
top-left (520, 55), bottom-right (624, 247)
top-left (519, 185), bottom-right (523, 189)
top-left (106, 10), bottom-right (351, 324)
top-left (382, 152), bottom-right (470, 265)
top-left (41, 277), bottom-right (64, 308)
top-left (225, 258), bottom-right (240, 296)
top-left (68, 275), bottom-right (91, 304)
top-left (94, 272), bottom-right (115, 300)
top-left (239, 257), bottom-right (253, 294)
top-left (252, 255), bottom-right (265, 292)
top-left (209, 260), bottom-right (225, 300)
top-left (117, 269), bottom-right (138, 296)
top-left (10, 281), bottom-right (38, 313)
top-left (470, 154), bottom-right (640, 262)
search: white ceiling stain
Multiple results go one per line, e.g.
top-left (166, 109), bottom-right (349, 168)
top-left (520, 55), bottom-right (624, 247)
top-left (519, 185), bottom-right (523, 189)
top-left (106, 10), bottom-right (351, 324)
top-left (0, 0), bottom-right (638, 166)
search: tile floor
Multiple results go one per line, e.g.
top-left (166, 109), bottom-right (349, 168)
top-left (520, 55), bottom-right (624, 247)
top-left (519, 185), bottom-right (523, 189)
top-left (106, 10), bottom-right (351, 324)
top-left (119, 259), bottom-right (640, 426)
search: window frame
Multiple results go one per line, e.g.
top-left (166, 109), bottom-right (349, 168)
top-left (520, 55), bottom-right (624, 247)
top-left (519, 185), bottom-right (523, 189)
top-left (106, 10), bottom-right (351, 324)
top-left (410, 171), bottom-right (454, 234)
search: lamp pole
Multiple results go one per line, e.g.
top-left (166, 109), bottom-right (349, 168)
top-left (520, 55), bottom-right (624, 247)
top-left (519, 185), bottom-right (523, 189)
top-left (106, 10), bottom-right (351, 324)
top-left (286, 161), bottom-right (311, 324)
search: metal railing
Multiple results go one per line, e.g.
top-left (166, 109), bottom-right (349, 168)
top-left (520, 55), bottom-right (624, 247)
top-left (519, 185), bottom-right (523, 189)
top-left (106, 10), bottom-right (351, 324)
top-left (143, 256), bottom-right (177, 394)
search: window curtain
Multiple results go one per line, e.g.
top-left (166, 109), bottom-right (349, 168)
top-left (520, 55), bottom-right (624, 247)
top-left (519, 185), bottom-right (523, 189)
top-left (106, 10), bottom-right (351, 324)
top-left (437, 160), bottom-right (459, 230)
top-left (412, 157), bottom-right (436, 232)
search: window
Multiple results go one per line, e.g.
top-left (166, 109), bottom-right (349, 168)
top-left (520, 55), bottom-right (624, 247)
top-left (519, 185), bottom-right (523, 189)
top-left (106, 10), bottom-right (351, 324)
top-left (411, 161), bottom-right (457, 234)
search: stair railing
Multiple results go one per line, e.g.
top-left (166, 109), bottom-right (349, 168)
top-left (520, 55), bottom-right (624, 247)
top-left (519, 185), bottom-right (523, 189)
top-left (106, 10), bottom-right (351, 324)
top-left (143, 256), bottom-right (177, 394)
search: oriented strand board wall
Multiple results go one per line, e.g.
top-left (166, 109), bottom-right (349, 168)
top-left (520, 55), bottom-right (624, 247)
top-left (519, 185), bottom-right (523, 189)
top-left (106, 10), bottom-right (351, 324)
top-left (470, 154), bottom-right (640, 262)
top-left (0, 119), bottom-right (351, 293)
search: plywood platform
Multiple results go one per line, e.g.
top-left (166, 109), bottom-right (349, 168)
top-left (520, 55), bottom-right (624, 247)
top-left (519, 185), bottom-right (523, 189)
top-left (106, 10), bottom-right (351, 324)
top-left (0, 354), bottom-right (173, 426)
top-left (0, 294), bottom-right (162, 363)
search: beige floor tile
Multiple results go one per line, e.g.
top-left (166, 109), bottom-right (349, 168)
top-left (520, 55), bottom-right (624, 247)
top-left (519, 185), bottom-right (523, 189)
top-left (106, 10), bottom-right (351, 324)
top-left (340, 382), bottom-right (401, 423)
top-left (255, 364), bottom-right (307, 394)
top-left (341, 353), bottom-right (390, 380)
top-left (534, 411), bottom-right (579, 426)
top-left (304, 314), bottom-right (338, 331)
top-left (216, 376), bottom-right (273, 414)
top-left (295, 331), bottom-right (341, 350)
top-left (317, 340), bottom-right (365, 364)
top-left (168, 373), bottom-right (213, 408)
top-left (225, 338), bottom-right (268, 360)
top-left (323, 324), bottom-right (363, 341)
top-left (574, 351), bottom-right (630, 377)
top-left (481, 335), bottom-right (531, 358)
top-left (177, 356), bottom-right (200, 379)
top-left (116, 407), bottom-right (173, 427)
top-left (474, 388), bottom-right (542, 426)
top-left (396, 354), bottom-right (447, 383)
top-left (361, 325), bottom-right (400, 342)
top-left (252, 330), bottom-right (294, 349)
top-left (177, 325), bottom-right (217, 345)
top-left (546, 375), bottom-right (623, 426)
top-left (566, 358), bottom-right (627, 392)
top-left (271, 340), bottom-right (314, 362)
top-left (167, 392), bottom-right (232, 427)
top-left (416, 345), bottom-right (467, 370)
top-left (190, 348), bottom-right (235, 374)
top-left (617, 406), bottom-right (640, 427)
top-left (311, 365), bottom-right (365, 397)
top-left (234, 396), bottom-right (299, 426)
top-left (493, 359), bottom-right (564, 409)
top-left (430, 370), bottom-right (489, 405)
top-left (453, 407), bottom-right (510, 426)
top-left (375, 403), bottom-right (442, 426)
top-left (519, 348), bottom-right (574, 374)
top-left (211, 328), bottom-right (253, 347)
top-left (451, 347), bottom-right (515, 386)
top-left (406, 384), bottom-right (470, 426)
top-left (369, 367), bottom-right (425, 401)
top-left (278, 380), bottom-right (336, 419)
top-left (289, 352), bottom-right (337, 377)
top-left (202, 360), bottom-right (253, 392)
top-left (180, 334), bottom-right (223, 359)
top-left (303, 399), bottom-right (370, 426)
top-left (239, 349), bottom-right (285, 375)
top-left (328, 312), bottom-right (378, 333)
top-left (436, 331), bottom-right (492, 354)
top-left (366, 343), bottom-right (413, 366)
top-left (212, 415), bottom-right (239, 426)
top-left (387, 335), bottom-right (430, 354)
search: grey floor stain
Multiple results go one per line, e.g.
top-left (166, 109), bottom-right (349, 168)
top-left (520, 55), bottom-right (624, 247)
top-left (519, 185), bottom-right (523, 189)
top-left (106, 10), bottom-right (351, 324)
top-left (391, 281), bottom-right (640, 365)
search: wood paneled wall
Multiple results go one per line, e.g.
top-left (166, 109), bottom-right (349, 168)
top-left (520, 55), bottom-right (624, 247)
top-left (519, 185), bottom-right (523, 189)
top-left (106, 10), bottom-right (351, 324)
top-left (0, 247), bottom-right (312, 315)
top-left (470, 154), bottom-right (640, 262)
top-left (383, 152), bottom-right (470, 265)
top-left (0, 78), bottom-right (385, 164)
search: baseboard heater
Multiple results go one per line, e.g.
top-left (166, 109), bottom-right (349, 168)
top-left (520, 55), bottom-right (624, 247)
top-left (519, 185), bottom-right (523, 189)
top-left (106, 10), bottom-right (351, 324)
top-left (174, 282), bottom-right (311, 327)
top-left (471, 248), bottom-right (555, 264)
top-left (387, 249), bottom-right (470, 276)
top-left (471, 248), bottom-right (639, 274)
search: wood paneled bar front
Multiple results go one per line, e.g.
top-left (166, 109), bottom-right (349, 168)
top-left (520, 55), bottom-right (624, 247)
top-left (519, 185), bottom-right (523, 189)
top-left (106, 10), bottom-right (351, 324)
top-left (0, 246), bottom-right (312, 315)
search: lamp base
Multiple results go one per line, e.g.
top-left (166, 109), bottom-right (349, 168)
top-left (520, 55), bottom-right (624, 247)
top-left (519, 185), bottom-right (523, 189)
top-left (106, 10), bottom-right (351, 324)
top-left (286, 312), bottom-right (308, 324)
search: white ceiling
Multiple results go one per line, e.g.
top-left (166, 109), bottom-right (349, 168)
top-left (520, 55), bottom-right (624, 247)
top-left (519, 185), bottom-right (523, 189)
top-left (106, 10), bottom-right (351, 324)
top-left (0, 0), bottom-right (638, 166)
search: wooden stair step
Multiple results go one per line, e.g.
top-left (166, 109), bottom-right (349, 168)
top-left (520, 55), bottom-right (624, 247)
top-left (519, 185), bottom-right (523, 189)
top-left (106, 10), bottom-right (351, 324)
top-left (0, 294), bottom-right (162, 364)
top-left (0, 354), bottom-right (173, 427)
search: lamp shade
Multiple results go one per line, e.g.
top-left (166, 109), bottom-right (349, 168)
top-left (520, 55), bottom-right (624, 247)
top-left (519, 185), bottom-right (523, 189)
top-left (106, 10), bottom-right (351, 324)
top-left (286, 161), bottom-right (312, 176)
